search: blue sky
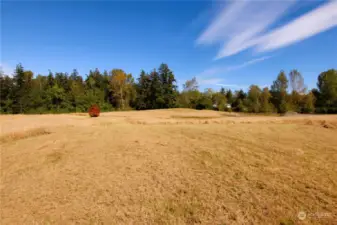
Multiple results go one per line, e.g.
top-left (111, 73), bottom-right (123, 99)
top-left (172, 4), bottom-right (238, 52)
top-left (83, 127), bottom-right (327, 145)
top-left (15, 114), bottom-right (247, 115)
top-left (1, 0), bottom-right (337, 91)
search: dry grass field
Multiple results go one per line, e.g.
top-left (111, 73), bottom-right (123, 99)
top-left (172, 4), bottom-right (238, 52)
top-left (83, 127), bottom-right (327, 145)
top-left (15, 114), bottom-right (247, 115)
top-left (1, 109), bottom-right (337, 225)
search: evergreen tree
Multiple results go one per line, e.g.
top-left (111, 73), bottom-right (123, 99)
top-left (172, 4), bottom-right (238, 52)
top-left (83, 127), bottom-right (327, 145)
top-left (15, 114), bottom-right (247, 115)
top-left (85, 69), bottom-right (105, 108)
top-left (149, 69), bottom-right (164, 109)
top-left (46, 83), bottom-right (66, 112)
top-left (232, 89), bottom-right (247, 111)
top-left (225, 89), bottom-right (233, 104)
top-left (0, 74), bottom-right (14, 113)
top-left (271, 70), bottom-right (289, 113)
top-left (220, 87), bottom-right (226, 95)
top-left (47, 70), bottom-right (55, 88)
top-left (135, 70), bottom-right (151, 109)
top-left (158, 63), bottom-right (178, 108)
top-left (30, 75), bottom-right (48, 113)
top-left (12, 64), bottom-right (33, 113)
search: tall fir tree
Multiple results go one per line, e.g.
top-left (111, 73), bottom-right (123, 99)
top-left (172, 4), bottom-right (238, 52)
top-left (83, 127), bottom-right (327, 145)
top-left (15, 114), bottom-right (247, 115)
top-left (135, 70), bottom-right (151, 109)
top-left (158, 63), bottom-right (178, 108)
top-left (149, 69), bottom-right (164, 109)
top-left (271, 70), bottom-right (289, 113)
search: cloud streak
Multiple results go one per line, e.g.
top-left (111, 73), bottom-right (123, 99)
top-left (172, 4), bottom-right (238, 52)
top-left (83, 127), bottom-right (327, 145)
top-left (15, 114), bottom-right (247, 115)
top-left (198, 78), bottom-right (224, 85)
top-left (257, 1), bottom-right (337, 52)
top-left (196, 56), bottom-right (270, 89)
top-left (199, 55), bottom-right (271, 77)
top-left (225, 55), bottom-right (272, 72)
top-left (215, 84), bottom-right (247, 88)
top-left (0, 63), bottom-right (14, 77)
top-left (197, 0), bottom-right (337, 59)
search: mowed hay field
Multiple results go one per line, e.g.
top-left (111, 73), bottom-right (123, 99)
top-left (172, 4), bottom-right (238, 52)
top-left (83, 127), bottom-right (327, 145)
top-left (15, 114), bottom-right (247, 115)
top-left (1, 109), bottom-right (337, 225)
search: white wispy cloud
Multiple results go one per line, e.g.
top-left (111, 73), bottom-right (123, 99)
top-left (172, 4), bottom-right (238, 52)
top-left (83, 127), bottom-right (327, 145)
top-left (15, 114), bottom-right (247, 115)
top-left (257, 1), bottom-right (337, 52)
top-left (197, 0), bottom-right (337, 59)
top-left (215, 84), bottom-right (247, 88)
top-left (225, 55), bottom-right (272, 71)
top-left (198, 78), bottom-right (224, 85)
top-left (0, 63), bottom-right (14, 77)
top-left (197, 56), bottom-right (271, 88)
top-left (198, 55), bottom-right (271, 77)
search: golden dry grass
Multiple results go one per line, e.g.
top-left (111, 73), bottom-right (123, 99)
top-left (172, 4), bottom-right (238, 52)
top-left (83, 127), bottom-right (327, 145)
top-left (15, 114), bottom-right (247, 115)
top-left (1, 109), bottom-right (337, 225)
top-left (0, 128), bottom-right (51, 144)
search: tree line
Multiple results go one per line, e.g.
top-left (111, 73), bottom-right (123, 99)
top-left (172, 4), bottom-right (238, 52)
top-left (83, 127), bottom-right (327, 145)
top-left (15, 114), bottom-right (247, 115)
top-left (0, 63), bottom-right (336, 114)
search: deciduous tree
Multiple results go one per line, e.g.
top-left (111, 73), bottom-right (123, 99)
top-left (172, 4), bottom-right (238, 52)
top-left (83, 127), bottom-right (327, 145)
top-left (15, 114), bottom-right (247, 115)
top-left (110, 69), bottom-right (135, 109)
top-left (317, 69), bottom-right (337, 111)
top-left (247, 85), bottom-right (262, 113)
top-left (260, 87), bottom-right (273, 113)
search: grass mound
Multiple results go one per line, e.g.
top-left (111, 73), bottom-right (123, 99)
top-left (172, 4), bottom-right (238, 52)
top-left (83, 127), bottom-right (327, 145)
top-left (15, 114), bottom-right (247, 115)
top-left (0, 128), bottom-right (51, 144)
